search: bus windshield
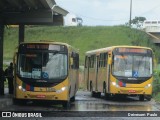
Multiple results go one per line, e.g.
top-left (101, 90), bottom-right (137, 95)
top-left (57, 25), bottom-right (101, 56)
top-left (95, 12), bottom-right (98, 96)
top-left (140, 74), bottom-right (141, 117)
top-left (18, 52), bottom-right (68, 81)
top-left (112, 52), bottom-right (152, 78)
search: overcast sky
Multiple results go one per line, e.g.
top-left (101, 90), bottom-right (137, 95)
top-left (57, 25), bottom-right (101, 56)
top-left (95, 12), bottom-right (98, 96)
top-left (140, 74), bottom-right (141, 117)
top-left (56, 0), bottom-right (160, 26)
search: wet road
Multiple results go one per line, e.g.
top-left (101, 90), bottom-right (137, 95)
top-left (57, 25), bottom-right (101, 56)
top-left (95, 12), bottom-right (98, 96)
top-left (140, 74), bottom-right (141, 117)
top-left (1, 91), bottom-right (160, 119)
top-left (1, 91), bottom-right (160, 111)
top-left (72, 91), bottom-right (160, 111)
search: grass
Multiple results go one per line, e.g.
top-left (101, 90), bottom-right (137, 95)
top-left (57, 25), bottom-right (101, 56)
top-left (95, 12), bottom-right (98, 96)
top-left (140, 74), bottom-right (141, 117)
top-left (154, 93), bottom-right (160, 102)
top-left (4, 25), bottom-right (159, 65)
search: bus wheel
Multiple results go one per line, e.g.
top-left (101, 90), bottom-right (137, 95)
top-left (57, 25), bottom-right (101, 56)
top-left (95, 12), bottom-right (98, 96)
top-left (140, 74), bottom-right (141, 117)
top-left (105, 93), bottom-right (111, 100)
top-left (91, 91), bottom-right (95, 97)
top-left (62, 101), bottom-right (70, 109)
top-left (96, 92), bottom-right (101, 98)
top-left (145, 95), bottom-right (152, 101)
top-left (70, 96), bottom-right (75, 102)
top-left (139, 95), bottom-right (144, 101)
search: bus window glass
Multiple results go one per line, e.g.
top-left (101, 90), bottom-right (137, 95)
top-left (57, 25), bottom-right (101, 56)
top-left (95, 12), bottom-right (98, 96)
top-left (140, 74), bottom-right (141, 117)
top-left (113, 55), bottom-right (152, 78)
top-left (18, 53), bottom-right (67, 80)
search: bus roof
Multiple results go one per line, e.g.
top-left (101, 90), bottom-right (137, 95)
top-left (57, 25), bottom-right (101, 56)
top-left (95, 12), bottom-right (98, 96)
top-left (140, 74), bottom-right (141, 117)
top-left (20, 41), bottom-right (70, 46)
top-left (18, 40), bottom-right (79, 53)
top-left (85, 45), bottom-right (152, 56)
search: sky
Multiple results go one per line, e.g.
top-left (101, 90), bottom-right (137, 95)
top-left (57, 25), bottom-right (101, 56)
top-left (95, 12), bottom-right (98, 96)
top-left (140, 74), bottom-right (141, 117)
top-left (56, 0), bottom-right (160, 26)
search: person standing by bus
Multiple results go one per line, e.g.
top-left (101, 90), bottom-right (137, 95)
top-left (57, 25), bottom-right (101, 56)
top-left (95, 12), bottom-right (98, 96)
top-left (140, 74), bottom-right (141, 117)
top-left (0, 68), bottom-right (5, 95)
top-left (5, 62), bottom-right (14, 94)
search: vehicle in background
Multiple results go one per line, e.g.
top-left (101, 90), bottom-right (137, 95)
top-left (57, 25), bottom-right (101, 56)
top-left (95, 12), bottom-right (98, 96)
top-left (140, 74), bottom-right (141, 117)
top-left (65, 14), bottom-right (83, 26)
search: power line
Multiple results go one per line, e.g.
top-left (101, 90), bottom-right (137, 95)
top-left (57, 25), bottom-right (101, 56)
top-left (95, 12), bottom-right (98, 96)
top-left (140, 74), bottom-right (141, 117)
top-left (138, 4), bottom-right (160, 16)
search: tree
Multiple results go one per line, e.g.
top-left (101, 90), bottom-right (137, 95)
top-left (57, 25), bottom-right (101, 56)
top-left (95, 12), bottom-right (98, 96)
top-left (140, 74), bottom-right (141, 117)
top-left (131, 16), bottom-right (146, 28)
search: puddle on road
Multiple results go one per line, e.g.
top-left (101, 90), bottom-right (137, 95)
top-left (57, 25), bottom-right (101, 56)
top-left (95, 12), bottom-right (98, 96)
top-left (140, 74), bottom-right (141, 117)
top-left (69, 102), bottom-right (158, 111)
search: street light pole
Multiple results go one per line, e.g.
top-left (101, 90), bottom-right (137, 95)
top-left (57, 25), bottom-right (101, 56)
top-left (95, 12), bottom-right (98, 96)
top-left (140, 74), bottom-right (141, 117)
top-left (129, 0), bottom-right (132, 27)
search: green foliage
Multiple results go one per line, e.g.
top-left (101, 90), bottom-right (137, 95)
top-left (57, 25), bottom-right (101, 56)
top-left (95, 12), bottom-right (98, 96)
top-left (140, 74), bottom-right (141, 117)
top-left (131, 16), bottom-right (146, 28)
top-left (3, 25), bottom-right (160, 64)
top-left (153, 70), bottom-right (160, 95)
top-left (131, 16), bottom-right (146, 24)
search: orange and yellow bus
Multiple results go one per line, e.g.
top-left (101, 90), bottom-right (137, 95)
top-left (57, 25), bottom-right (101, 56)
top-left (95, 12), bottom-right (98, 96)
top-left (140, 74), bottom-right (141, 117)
top-left (13, 41), bottom-right (79, 107)
top-left (84, 46), bottom-right (153, 101)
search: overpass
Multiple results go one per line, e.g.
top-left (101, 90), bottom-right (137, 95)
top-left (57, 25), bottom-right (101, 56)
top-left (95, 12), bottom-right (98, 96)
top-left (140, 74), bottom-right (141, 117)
top-left (143, 20), bottom-right (160, 45)
top-left (0, 0), bottom-right (68, 95)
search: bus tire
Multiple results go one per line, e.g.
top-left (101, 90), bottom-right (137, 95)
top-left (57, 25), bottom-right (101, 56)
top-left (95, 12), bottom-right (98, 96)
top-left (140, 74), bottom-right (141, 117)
top-left (139, 95), bottom-right (144, 101)
top-left (145, 95), bottom-right (152, 101)
top-left (70, 96), bottom-right (75, 102)
top-left (91, 91), bottom-right (95, 97)
top-left (96, 92), bottom-right (101, 98)
top-left (105, 93), bottom-right (111, 100)
top-left (62, 101), bottom-right (70, 109)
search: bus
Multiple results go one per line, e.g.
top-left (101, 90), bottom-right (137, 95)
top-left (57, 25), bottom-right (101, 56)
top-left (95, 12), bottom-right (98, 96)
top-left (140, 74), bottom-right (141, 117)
top-left (13, 41), bottom-right (79, 107)
top-left (84, 46), bottom-right (153, 101)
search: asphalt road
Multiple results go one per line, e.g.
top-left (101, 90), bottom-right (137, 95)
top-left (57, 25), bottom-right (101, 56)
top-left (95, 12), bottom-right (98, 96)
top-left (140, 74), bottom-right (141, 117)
top-left (0, 91), bottom-right (160, 119)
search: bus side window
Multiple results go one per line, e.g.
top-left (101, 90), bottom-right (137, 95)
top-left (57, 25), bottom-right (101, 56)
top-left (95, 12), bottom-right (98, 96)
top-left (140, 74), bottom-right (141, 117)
top-left (99, 53), bottom-right (107, 68)
top-left (104, 53), bottom-right (107, 67)
top-left (85, 56), bottom-right (88, 68)
top-left (90, 55), bottom-right (95, 68)
top-left (71, 52), bottom-right (79, 69)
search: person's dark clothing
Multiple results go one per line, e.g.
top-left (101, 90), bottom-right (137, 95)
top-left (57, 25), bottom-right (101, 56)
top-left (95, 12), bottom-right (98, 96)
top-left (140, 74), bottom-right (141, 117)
top-left (5, 63), bottom-right (13, 94)
top-left (0, 69), bottom-right (5, 95)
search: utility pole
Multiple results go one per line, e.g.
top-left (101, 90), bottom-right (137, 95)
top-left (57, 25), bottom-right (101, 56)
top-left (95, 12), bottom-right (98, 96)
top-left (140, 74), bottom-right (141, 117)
top-left (129, 0), bottom-right (132, 27)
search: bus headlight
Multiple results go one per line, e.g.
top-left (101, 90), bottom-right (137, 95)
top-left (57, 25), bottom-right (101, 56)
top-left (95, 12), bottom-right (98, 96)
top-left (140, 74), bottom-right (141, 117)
top-left (18, 86), bottom-right (26, 92)
top-left (145, 84), bottom-right (151, 89)
top-left (112, 82), bottom-right (116, 86)
top-left (56, 86), bottom-right (68, 93)
top-left (18, 86), bottom-right (22, 90)
top-left (111, 82), bottom-right (119, 88)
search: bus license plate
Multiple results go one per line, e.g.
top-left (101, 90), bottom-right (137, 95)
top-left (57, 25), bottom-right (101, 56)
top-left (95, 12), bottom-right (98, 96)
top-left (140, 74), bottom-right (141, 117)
top-left (36, 95), bottom-right (46, 98)
top-left (128, 90), bottom-right (136, 93)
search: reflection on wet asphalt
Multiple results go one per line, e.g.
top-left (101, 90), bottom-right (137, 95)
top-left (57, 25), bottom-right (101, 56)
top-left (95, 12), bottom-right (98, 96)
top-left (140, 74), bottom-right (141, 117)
top-left (68, 91), bottom-right (159, 111)
top-left (1, 91), bottom-right (160, 112)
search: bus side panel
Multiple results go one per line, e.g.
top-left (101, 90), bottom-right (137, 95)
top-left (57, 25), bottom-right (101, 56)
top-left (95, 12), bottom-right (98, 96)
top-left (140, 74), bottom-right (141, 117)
top-left (89, 68), bottom-right (96, 91)
top-left (68, 68), bottom-right (79, 98)
top-left (84, 57), bottom-right (89, 91)
top-left (68, 49), bottom-right (79, 99)
top-left (84, 67), bottom-right (89, 90)
top-left (97, 67), bottom-right (107, 93)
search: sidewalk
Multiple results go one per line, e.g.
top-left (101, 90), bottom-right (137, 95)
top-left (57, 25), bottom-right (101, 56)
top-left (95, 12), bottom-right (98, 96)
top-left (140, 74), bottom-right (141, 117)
top-left (0, 88), bottom-right (13, 109)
